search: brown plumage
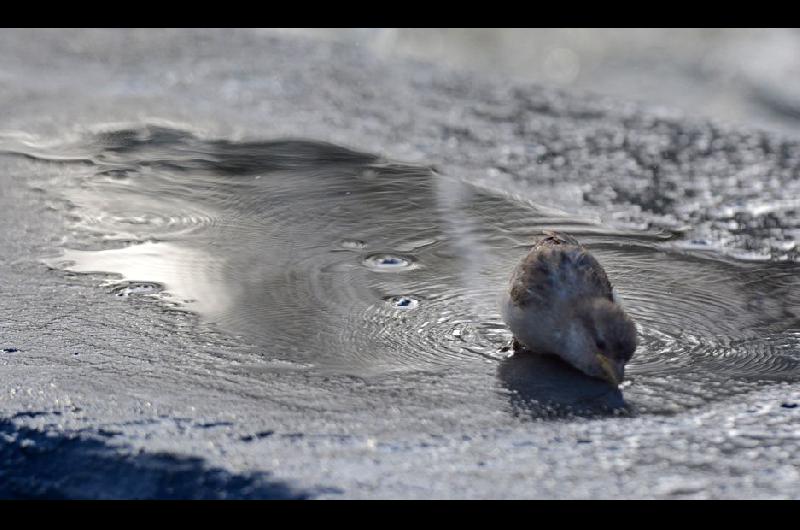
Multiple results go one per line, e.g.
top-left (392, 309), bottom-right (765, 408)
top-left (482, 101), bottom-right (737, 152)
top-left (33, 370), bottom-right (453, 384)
top-left (501, 231), bottom-right (637, 385)
top-left (509, 231), bottom-right (613, 308)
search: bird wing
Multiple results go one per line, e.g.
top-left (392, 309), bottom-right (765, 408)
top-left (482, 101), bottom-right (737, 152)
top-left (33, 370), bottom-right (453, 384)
top-left (509, 232), bottom-right (613, 307)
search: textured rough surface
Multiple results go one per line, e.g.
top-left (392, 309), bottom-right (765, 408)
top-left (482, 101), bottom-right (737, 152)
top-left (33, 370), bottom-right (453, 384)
top-left (1, 29), bottom-right (799, 498)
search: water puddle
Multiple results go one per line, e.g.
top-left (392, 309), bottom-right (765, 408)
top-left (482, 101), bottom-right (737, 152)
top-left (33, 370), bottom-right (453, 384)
top-left (13, 124), bottom-right (800, 415)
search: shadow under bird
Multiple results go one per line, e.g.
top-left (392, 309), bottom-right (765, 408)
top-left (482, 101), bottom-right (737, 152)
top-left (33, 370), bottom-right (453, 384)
top-left (500, 231), bottom-right (637, 385)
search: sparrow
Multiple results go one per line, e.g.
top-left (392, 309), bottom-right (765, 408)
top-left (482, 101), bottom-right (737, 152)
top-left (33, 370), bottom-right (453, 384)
top-left (500, 231), bottom-right (637, 385)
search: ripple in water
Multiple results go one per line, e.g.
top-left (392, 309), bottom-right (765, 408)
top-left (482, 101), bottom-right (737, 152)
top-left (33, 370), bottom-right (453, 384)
top-left (362, 254), bottom-right (417, 271)
top-left (384, 295), bottom-right (420, 310)
top-left (28, 124), bottom-right (800, 415)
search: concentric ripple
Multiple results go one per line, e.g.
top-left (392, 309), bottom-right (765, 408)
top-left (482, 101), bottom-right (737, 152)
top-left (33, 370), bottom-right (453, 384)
top-left (362, 253), bottom-right (417, 271)
top-left (29, 124), bottom-right (800, 413)
top-left (383, 295), bottom-right (420, 310)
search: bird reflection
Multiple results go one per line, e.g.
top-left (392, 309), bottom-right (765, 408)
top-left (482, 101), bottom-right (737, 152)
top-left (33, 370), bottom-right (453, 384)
top-left (497, 348), bottom-right (628, 419)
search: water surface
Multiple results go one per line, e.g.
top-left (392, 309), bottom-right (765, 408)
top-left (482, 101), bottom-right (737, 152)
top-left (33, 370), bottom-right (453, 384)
top-left (12, 125), bottom-right (800, 416)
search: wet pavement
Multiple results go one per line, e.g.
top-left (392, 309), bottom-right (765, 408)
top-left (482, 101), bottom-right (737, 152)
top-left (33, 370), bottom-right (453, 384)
top-left (1, 29), bottom-right (799, 498)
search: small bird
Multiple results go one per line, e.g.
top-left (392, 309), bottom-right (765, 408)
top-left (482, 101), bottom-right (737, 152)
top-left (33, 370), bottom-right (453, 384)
top-left (500, 231), bottom-right (637, 385)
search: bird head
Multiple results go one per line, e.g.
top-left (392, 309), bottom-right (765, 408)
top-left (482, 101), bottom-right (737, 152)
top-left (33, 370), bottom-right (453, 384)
top-left (568, 297), bottom-right (637, 385)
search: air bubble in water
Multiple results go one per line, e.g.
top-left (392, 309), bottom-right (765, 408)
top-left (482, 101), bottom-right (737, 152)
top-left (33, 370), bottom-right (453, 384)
top-left (384, 295), bottom-right (420, 310)
top-left (362, 253), bottom-right (416, 271)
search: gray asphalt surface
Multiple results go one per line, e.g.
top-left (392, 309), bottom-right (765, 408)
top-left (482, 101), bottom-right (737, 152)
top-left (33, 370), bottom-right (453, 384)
top-left (1, 29), bottom-right (799, 498)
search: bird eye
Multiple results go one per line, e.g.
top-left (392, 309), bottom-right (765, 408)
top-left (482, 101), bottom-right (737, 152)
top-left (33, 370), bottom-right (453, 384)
top-left (595, 339), bottom-right (606, 350)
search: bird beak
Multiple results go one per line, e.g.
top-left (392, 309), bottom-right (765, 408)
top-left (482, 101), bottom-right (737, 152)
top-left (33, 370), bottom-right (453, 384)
top-left (595, 354), bottom-right (620, 386)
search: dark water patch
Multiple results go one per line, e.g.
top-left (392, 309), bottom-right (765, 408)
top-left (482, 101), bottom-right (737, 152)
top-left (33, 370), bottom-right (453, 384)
top-left (240, 430), bottom-right (275, 442)
top-left (0, 419), bottom-right (314, 499)
top-left (96, 428), bottom-right (124, 437)
top-left (22, 125), bottom-right (800, 416)
top-left (11, 411), bottom-right (57, 419)
top-left (194, 421), bottom-right (234, 429)
top-left (498, 353), bottom-right (628, 419)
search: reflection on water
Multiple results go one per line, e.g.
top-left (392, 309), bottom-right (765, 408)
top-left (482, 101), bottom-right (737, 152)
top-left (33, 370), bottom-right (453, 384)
top-left (498, 353), bottom-right (626, 419)
top-left (20, 125), bottom-right (800, 416)
top-left (55, 242), bottom-right (231, 317)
